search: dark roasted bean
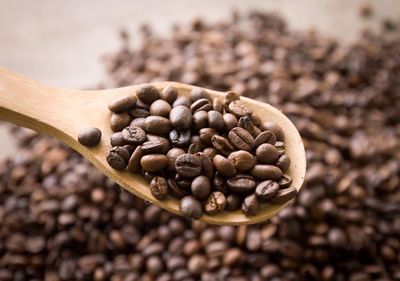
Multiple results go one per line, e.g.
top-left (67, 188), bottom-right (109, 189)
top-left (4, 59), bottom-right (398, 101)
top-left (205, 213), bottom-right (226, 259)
top-left (175, 154), bottom-right (202, 178)
top-left (192, 111), bottom-right (208, 131)
top-left (137, 84), bottom-right (160, 105)
top-left (144, 116), bottom-right (171, 135)
top-left (191, 176), bottom-right (211, 200)
top-left (110, 132), bottom-right (126, 146)
top-left (169, 129), bottom-right (191, 147)
top-left (213, 155), bottom-right (236, 177)
top-left (278, 174), bottom-right (292, 188)
top-left (150, 99), bottom-right (172, 117)
top-left (168, 179), bottom-right (188, 199)
top-left (256, 143), bottom-right (280, 164)
top-left (226, 194), bottom-right (242, 211)
top-left (203, 147), bottom-right (218, 160)
top-left (255, 180), bottom-right (280, 200)
top-left (223, 113), bottom-right (238, 131)
top-left (180, 196), bottom-right (203, 219)
top-left (107, 146), bottom-right (130, 170)
top-left (276, 154), bottom-right (291, 172)
top-left (227, 174), bottom-right (256, 194)
top-left (166, 148), bottom-right (185, 172)
top-left (207, 110), bottom-right (225, 132)
top-left (127, 145), bottom-right (143, 173)
top-left (130, 107), bottom-right (150, 118)
top-left (108, 95), bottom-right (137, 113)
top-left (227, 150), bottom-right (256, 172)
top-left (190, 98), bottom-right (213, 113)
top-left (160, 85), bottom-right (178, 104)
top-left (142, 140), bottom-right (169, 154)
top-left (110, 112), bottom-right (131, 131)
top-left (150, 177), bottom-right (169, 200)
top-left (204, 192), bottom-right (227, 215)
top-left (269, 187), bottom-right (297, 204)
top-left (251, 165), bottom-right (283, 180)
top-left (191, 88), bottom-right (211, 102)
top-left (238, 115), bottom-right (258, 137)
top-left (169, 105), bottom-right (192, 129)
top-left (213, 174), bottom-right (228, 194)
top-left (211, 135), bottom-right (234, 156)
top-left (78, 127), bottom-right (101, 147)
top-left (242, 194), bottom-right (260, 216)
top-left (254, 130), bottom-right (276, 147)
top-left (195, 152), bottom-right (213, 178)
top-left (228, 127), bottom-right (255, 151)
top-left (175, 174), bottom-right (192, 190)
top-left (261, 121), bottom-right (284, 141)
top-left (122, 126), bottom-right (147, 144)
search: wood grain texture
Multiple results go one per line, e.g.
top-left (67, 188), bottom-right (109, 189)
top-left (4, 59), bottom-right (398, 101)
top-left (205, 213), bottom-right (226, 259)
top-left (0, 67), bottom-right (306, 225)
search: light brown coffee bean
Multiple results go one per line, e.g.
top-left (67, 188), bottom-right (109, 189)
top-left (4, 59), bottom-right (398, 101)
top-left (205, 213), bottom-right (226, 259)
top-left (137, 84), bottom-right (160, 105)
top-left (228, 150), bottom-right (256, 172)
top-left (250, 165), bottom-right (283, 180)
top-left (108, 95), bottom-right (137, 113)
top-left (203, 147), bottom-right (218, 160)
top-left (175, 154), bottom-right (202, 178)
top-left (213, 98), bottom-right (223, 113)
top-left (213, 155), bottom-right (236, 177)
top-left (110, 112), bottom-right (131, 132)
top-left (160, 85), bottom-right (178, 104)
top-left (224, 91), bottom-right (240, 112)
top-left (228, 127), bottom-right (255, 151)
top-left (144, 116), bottom-right (171, 135)
top-left (211, 135), bottom-right (234, 156)
top-left (256, 143), bottom-right (280, 164)
top-left (224, 113), bottom-right (238, 131)
top-left (142, 139), bottom-right (169, 154)
top-left (130, 117), bottom-right (146, 129)
top-left (199, 128), bottom-right (217, 145)
top-left (276, 154), bottom-right (291, 172)
top-left (150, 99), bottom-right (172, 117)
top-left (172, 96), bottom-right (191, 107)
top-left (140, 154), bottom-right (168, 172)
top-left (228, 100), bottom-right (252, 117)
top-left (166, 148), bottom-right (185, 172)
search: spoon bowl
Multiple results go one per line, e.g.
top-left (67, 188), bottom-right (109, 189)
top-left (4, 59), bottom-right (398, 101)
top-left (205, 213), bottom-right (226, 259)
top-left (0, 67), bottom-right (306, 225)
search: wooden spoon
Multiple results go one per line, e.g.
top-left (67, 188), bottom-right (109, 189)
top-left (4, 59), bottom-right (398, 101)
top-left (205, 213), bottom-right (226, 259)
top-left (0, 67), bottom-right (306, 225)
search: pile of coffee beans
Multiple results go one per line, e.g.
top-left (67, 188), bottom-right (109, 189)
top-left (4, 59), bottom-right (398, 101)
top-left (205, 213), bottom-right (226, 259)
top-left (106, 86), bottom-right (295, 218)
top-left (1, 10), bottom-right (399, 281)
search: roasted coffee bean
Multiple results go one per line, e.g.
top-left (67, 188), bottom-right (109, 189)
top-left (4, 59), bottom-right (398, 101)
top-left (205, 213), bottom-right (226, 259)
top-left (191, 176), bottom-right (211, 200)
top-left (149, 99), bottom-right (172, 117)
top-left (108, 95), bottom-right (137, 113)
top-left (208, 110), bottom-right (225, 132)
top-left (122, 126), bottom-right (147, 144)
top-left (251, 165), bottom-right (283, 180)
top-left (150, 177), bottom-right (169, 200)
top-left (130, 107), bottom-right (150, 118)
top-left (238, 116), bottom-right (258, 137)
top-left (140, 154), bottom-right (168, 172)
top-left (224, 91), bottom-right (240, 112)
top-left (166, 148), bottom-right (185, 172)
top-left (227, 174), bottom-right (256, 194)
top-left (78, 127), bottom-right (101, 147)
top-left (175, 174), bottom-right (192, 190)
top-left (203, 147), bottom-right (218, 160)
top-left (261, 121), bottom-right (284, 141)
top-left (129, 118), bottom-right (146, 131)
top-left (180, 196), bottom-right (203, 219)
top-left (228, 150), bottom-right (256, 172)
top-left (199, 128), bottom-right (217, 145)
top-left (175, 154), bottom-right (202, 178)
top-left (137, 84), bottom-right (160, 105)
top-left (170, 105), bottom-right (192, 129)
top-left (242, 194), bottom-right (260, 216)
top-left (213, 98), bottom-right (223, 113)
top-left (188, 143), bottom-right (202, 154)
top-left (255, 180), bottom-right (279, 200)
top-left (276, 154), bottom-right (291, 172)
top-left (228, 127), bottom-right (255, 151)
top-left (191, 88), bottom-right (211, 102)
top-left (278, 174), bottom-right (292, 188)
top-left (167, 179), bottom-right (188, 199)
top-left (269, 187), bottom-right (297, 204)
top-left (194, 152), bottom-right (213, 178)
top-left (228, 100), bottom-right (252, 117)
top-left (192, 111), bottom-right (208, 131)
top-left (213, 155), bottom-right (236, 177)
top-left (110, 132), bottom-right (125, 146)
top-left (169, 129), bottom-right (191, 147)
top-left (204, 192), bottom-right (227, 215)
top-left (110, 112), bottom-right (131, 131)
top-left (123, 144), bottom-right (136, 153)
top-left (250, 114), bottom-right (262, 127)
top-left (254, 130), bottom-right (276, 147)
top-left (275, 141), bottom-right (285, 155)
top-left (160, 85), bottom-right (178, 104)
top-left (256, 143), bottom-right (280, 164)
top-left (213, 174), bottom-right (228, 194)
top-left (144, 116), bottom-right (171, 135)
top-left (127, 145), bottom-right (144, 173)
top-left (142, 140), bottom-right (169, 154)
top-left (190, 98), bottom-right (212, 113)
top-left (107, 146), bottom-right (130, 170)
top-left (211, 135), bottom-right (234, 156)
top-left (172, 96), bottom-right (191, 107)
top-left (223, 113), bottom-right (238, 131)
top-left (226, 194), bottom-right (242, 211)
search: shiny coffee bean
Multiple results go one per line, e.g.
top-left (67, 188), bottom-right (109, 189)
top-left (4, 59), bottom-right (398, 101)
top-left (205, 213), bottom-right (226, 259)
top-left (107, 146), bottom-right (130, 170)
top-left (144, 116), bottom-right (171, 135)
top-left (127, 145), bottom-right (144, 173)
top-left (180, 196), bottom-right (203, 219)
top-left (261, 121), bottom-right (284, 141)
top-left (130, 107), bottom-right (150, 118)
top-left (78, 127), bottom-right (101, 147)
top-left (227, 174), bottom-right (256, 194)
top-left (278, 174), bottom-right (292, 188)
top-left (110, 132), bottom-right (125, 146)
top-left (242, 194), bottom-right (260, 216)
top-left (256, 143), bottom-right (280, 164)
top-left (169, 129), bottom-right (191, 147)
top-left (122, 126), bottom-right (147, 144)
top-left (211, 135), bottom-right (234, 156)
top-left (195, 152), bottom-right (213, 178)
top-left (228, 127), bottom-right (255, 151)
top-left (203, 147), bottom-right (218, 160)
top-left (251, 165), bottom-right (283, 180)
top-left (204, 192), bottom-right (227, 215)
top-left (226, 194), bottom-right (242, 211)
top-left (190, 98), bottom-right (213, 113)
top-left (191, 176), bottom-right (211, 200)
top-left (255, 180), bottom-right (279, 200)
top-left (227, 150), bottom-right (255, 172)
top-left (110, 112), bottom-right (131, 132)
top-left (199, 128), bottom-right (217, 145)
top-left (170, 105), bottom-right (192, 129)
top-left (175, 154), bottom-right (202, 178)
top-left (166, 148), bottom-right (185, 172)
top-left (193, 111), bottom-right (208, 131)
top-left (213, 155), bottom-right (236, 177)
top-left (160, 85), bottom-right (178, 104)
top-left (108, 95), bottom-right (137, 113)
top-left (191, 88), bottom-right (211, 102)
top-left (140, 154), bottom-right (168, 172)
top-left (254, 130), bottom-right (276, 147)
top-left (130, 117), bottom-right (146, 129)
top-left (137, 84), bottom-right (160, 105)
top-left (142, 140), bottom-right (169, 154)
top-left (276, 154), bottom-right (291, 172)
top-left (208, 110), bottom-right (225, 132)
top-left (150, 177), bottom-right (169, 200)
top-left (188, 143), bottom-right (202, 154)
top-left (150, 99), bottom-right (172, 117)
top-left (269, 187), bottom-right (297, 204)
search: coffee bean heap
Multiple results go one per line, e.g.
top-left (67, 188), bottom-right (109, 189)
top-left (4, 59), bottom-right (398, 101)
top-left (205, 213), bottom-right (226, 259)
top-left (106, 85), bottom-right (295, 218)
top-left (1, 11), bottom-right (400, 281)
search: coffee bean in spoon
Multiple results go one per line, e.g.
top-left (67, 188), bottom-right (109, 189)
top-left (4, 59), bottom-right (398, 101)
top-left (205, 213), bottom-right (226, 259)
top-left (78, 127), bottom-right (101, 147)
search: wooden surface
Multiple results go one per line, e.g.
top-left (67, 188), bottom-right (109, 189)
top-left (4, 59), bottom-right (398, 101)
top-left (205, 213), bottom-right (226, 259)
top-left (0, 68), bottom-right (306, 225)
